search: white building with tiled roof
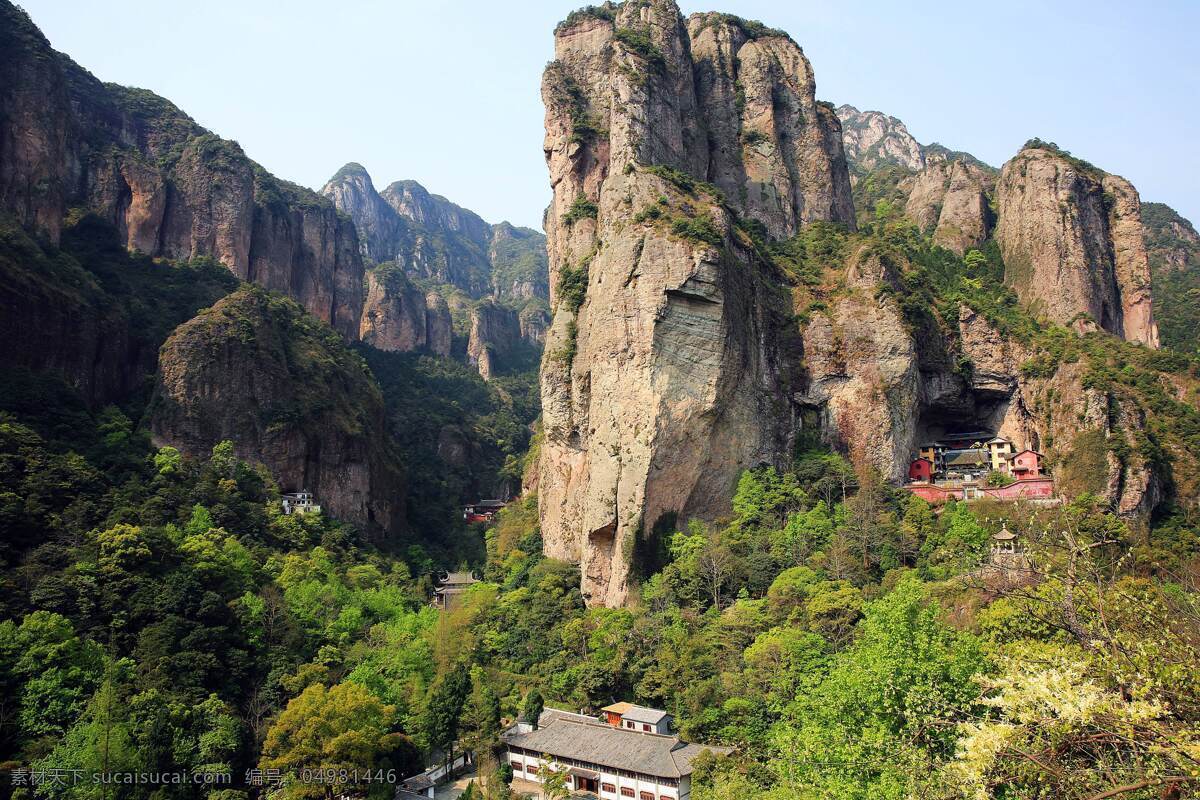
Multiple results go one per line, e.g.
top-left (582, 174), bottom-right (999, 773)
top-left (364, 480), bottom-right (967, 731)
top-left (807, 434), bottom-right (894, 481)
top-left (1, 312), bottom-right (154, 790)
top-left (501, 706), bottom-right (731, 800)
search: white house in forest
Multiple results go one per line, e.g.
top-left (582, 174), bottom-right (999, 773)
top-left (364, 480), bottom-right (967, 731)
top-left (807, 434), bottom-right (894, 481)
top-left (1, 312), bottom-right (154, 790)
top-left (281, 491), bottom-right (320, 515)
top-left (501, 707), bottom-right (731, 800)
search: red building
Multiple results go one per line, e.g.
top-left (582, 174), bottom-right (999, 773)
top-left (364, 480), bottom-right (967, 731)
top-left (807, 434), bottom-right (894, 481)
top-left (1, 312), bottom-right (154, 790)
top-left (908, 458), bottom-right (934, 482)
top-left (1007, 450), bottom-right (1044, 479)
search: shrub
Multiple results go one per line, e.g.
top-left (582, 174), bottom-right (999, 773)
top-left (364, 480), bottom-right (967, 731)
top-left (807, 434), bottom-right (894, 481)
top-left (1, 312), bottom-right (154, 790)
top-left (614, 27), bottom-right (665, 70)
top-left (985, 471), bottom-right (1014, 488)
top-left (557, 265), bottom-right (588, 313)
top-left (741, 130), bottom-right (769, 147)
top-left (562, 195), bottom-right (598, 225)
top-left (671, 215), bottom-right (723, 247)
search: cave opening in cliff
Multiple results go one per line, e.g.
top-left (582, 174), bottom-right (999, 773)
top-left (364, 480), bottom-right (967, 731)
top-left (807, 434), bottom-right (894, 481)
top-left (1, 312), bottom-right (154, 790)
top-left (914, 389), bottom-right (1015, 451)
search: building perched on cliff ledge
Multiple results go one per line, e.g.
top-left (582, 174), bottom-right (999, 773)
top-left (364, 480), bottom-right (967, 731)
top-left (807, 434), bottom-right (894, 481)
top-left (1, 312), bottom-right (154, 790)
top-left (903, 434), bottom-right (1056, 504)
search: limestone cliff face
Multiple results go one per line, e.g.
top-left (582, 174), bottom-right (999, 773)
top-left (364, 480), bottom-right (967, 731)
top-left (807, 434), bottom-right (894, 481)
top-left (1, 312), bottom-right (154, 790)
top-left (995, 144), bottom-right (1159, 347)
top-left (689, 14), bottom-right (855, 237)
top-left (322, 165), bottom-right (550, 302)
top-left (519, 303), bottom-right (552, 346)
top-left (151, 287), bottom-right (405, 537)
top-left (955, 307), bottom-right (1160, 517)
top-left (796, 261), bottom-right (1159, 518)
top-left (467, 302), bottom-right (521, 380)
top-left (539, 0), bottom-right (843, 605)
top-left (0, 3), bottom-right (363, 339)
top-left (903, 158), bottom-right (995, 254)
top-left (359, 266), bottom-right (453, 356)
top-left (320, 164), bottom-right (407, 265)
top-left (835, 105), bottom-right (925, 172)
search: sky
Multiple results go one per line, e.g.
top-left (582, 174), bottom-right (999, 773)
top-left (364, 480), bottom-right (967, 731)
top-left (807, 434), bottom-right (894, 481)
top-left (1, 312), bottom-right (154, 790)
top-left (19, 0), bottom-right (1200, 229)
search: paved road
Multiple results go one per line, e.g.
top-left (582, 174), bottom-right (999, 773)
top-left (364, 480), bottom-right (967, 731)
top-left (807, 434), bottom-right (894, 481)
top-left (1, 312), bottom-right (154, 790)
top-left (432, 769), bottom-right (478, 800)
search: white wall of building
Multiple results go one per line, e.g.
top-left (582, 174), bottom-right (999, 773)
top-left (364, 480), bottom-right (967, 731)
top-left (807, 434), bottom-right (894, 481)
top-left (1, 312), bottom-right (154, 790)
top-left (508, 753), bottom-right (685, 800)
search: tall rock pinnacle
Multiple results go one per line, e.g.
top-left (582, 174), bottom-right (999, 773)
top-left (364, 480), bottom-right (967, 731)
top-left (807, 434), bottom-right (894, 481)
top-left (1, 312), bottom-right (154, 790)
top-left (538, 1), bottom-right (853, 606)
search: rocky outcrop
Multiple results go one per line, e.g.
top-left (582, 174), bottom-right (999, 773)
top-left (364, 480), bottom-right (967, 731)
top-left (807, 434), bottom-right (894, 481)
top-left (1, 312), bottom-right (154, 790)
top-left (321, 165), bottom-right (550, 302)
top-left (467, 301), bottom-right (522, 380)
top-left (359, 266), bottom-right (453, 356)
top-left (150, 287), bottom-right (405, 538)
top-left (425, 292), bottom-right (454, 356)
top-left (798, 277), bottom-right (1160, 518)
top-left (995, 143), bottom-right (1159, 347)
top-left (835, 105), bottom-right (925, 172)
top-left (519, 302), bottom-right (552, 346)
top-left (955, 307), bottom-right (1159, 517)
top-left (320, 163), bottom-right (407, 265)
top-left (904, 158), bottom-right (995, 254)
top-left (490, 222), bottom-right (551, 300)
top-left (539, 1), bottom-right (846, 605)
top-left (0, 3), bottom-right (363, 339)
top-left (1143, 202), bottom-right (1200, 274)
top-left (689, 14), bottom-right (855, 237)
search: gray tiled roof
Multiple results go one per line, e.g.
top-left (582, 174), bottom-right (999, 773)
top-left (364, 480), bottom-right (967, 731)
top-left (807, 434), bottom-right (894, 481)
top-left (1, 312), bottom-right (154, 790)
top-left (621, 706), bottom-right (669, 725)
top-left (503, 717), bottom-right (731, 779)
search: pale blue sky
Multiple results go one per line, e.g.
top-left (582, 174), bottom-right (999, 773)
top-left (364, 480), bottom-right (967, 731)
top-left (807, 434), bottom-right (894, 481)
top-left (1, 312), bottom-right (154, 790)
top-left (20, 0), bottom-right (1199, 229)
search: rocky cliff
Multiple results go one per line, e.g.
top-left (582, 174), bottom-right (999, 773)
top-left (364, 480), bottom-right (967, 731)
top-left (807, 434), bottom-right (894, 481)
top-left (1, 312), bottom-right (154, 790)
top-left (537, 3), bottom-right (1189, 607)
top-left (150, 287), bottom-right (405, 537)
top-left (467, 301), bottom-right (521, 380)
top-left (995, 142), bottom-right (1159, 347)
top-left (0, 212), bottom-right (236, 405)
top-left (0, 2), bottom-right (363, 339)
top-left (321, 164), bottom-right (549, 302)
top-left (539, 1), bottom-right (850, 605)
top-left (359, 264), bottom-right (453, 356)
top-left (796, 244), bottom-right (1166, 520)
top-left (835, 105), bottom-right (925, 172)
top-left (903, 157), bottom-right (995, 255)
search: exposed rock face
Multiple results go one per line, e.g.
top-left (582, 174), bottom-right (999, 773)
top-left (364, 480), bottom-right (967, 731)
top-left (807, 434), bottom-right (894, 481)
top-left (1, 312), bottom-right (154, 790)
top-left (0, 3), bottom-right (363, 339)
top-left (1143, 202), bottom-right (1200, 273)
top-left (996, 144), bottom-right (1159, 347)
top-left (490, 222), bottom-right (551, 300)
top-left (835, 105), bottom-right (925, 172)
top-left (425, 292), bottom-right (454, 356)
top-left (519, 303), bottom-right (552, 345)
top-left (539, 1), bottom-right (845, 605)
top-left (151, 287), bottom-right (405, 537)
top-left (690, 15), bottom-right (855, 237)
top-left (467, 301), bottom-right (522, 380)
top-left (359, 266), bottom-right (453, 356)
top-left (797, 277), bottom-right (1160, 518)
top-left (904, 158), bottom-right (996, 254)
top-left (955, 307), bottom-right (1159, 517)
top-left (320, 163), bottom-right (406, 265)
top-left (321, 165), bottom-right (550, 302)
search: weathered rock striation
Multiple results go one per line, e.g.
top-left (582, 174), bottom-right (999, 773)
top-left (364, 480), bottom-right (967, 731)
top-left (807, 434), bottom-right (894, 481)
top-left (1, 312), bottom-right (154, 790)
top-left (0, 2), bottom-right (363, 338)
top-left (539, 1), bottom-right (850, 605)
top-left (467, 301), bottom-right (522, 380)
top-left (995, 143), bottom-right (1159, 347)
top-left (150, 287), bottom-right (405, 537)
top-left (903, 157), bottom-right (996, 255)
top-left (359, 265), bottom-right (453, 356)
